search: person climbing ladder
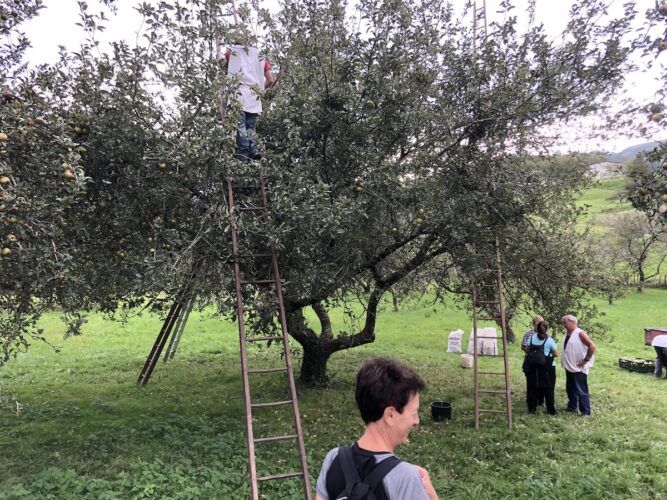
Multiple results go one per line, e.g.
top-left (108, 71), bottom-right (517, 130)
top-left (217, 26), bottom-right (275, 162)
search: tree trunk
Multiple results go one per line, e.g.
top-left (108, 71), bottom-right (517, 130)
top-left (286, 290), bottom-right (384, 385)
top-left (300, 339), bottom-right (333, 385)
top-left (637, 267), bottom-right (645, 292)
top-left (391, 288), bottom-right (399, 312)
top-left (505, 323), bottom-right (516, 344)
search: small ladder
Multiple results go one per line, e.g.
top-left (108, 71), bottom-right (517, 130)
top-left (137, 264), bottom-right (201, 386)
top-left (227, 174), bottom-right (312, 500)
top-left (470, 235), bottom-right (512, 430)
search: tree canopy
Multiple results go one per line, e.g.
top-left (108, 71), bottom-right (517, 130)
top-left (1, 0), bottom-right (641, 381)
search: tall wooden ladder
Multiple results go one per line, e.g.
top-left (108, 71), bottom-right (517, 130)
top-left (227, 174), bottom-right (312, 500)
top-left (470, 236), bottom-right (512, 430)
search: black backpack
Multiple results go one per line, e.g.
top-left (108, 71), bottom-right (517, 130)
top-left (525, 336), bottom-right (548, 367)
top-left (335, 446), bottom-right (401, 500)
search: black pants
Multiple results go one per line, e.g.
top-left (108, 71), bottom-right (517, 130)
top-left (527, 386), bottom-right (556, 415)
top-left (526, 365), bottom-right (557, 415)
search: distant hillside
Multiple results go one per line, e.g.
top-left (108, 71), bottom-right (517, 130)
top-left (605, 141), bottom-right (662, 163)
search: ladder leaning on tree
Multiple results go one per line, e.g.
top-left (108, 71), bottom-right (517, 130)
top-left (227, 172), bottom-right (312, 500)
top-left (470, 235), bottom-right (513, 430)
top-left (137, 262), bottom-right (202, 386)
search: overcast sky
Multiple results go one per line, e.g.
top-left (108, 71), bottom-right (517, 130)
top-left (18, 0), bottom-right (665, 153)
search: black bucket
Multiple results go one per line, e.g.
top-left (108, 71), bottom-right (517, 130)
top-left (431, 401), bottom-right (452, 421)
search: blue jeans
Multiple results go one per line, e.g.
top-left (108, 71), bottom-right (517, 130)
top-left (236, 111), bottom-right (259, 162)
top-left (565, 370), bottom-right (590, 415)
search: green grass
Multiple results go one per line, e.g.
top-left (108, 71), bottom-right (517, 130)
top-left (1, 288), bottom-right (667, 499)
top-left (576, 178), bottom-right (631, 221)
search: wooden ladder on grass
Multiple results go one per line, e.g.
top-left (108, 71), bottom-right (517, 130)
top-left (470, 235), bottom-right (513, 430)
top-left (137, 265), bottom-right (200, 386)
top-left (227, 174), bottom-right (312, 500)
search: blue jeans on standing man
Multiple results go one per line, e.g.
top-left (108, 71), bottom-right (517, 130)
top-left (565, 370), bottom-right (591, 415)
top-left (236, 110), bottom-right (259, 162)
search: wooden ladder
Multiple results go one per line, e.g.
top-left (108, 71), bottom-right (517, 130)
top-left (137, 265), bottom-right (200, 386)
top-left (227, 174), bottom-right (312, 500)
top-left (470, 236), bottom-right (512, 430)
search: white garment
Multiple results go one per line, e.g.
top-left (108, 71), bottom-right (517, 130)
top-left (467, 327), bottom-right (498, 356)
top-left (561, 327), bottom-right (594, 375)
top-left (652, 335), bottom-right (667, 348)
top-left (227, 45), bottom-right (266, 114)
top-left (447, 329), bottom-right (463, 353)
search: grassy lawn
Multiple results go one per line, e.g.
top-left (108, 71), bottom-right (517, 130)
top-left (1, 287), bottom-right (666, 499)
top-left (576, 178), bottom-right (631, 221)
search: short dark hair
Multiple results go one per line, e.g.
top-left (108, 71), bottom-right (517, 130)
top-left (355, 357), bottom-right (426, 424)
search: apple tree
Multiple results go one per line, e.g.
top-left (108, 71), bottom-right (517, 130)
top-left (1, 0), bottom-right (638, 384)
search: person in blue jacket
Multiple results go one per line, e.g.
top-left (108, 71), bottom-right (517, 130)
top-left (525, 321), bottom-right (559, 415)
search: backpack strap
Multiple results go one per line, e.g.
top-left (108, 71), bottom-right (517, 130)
top-left (337, 446), bottom-right (362, 487)
top-left (363, 456), bottom-right (402, 493)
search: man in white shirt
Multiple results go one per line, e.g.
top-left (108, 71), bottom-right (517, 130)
top-left (218, 39), bottom-right (275, 162)
top-left (561, 314), bottom-right (596, 416)
top-left (651, 335), bottom-right (667, 379)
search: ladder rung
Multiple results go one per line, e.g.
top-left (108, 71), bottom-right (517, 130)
top-left (232, 253), bottom-right (274, 261)
top-left (478, 390), bottom-right (507, 394)
top-left (251, 399), bottom-right (293, 408)
top-left (238, 206), bottom-right (266, 212)
top-left (478, 371), bottom-right (505, 375)
top-left (248, 367), bottom-right (288, 374)
top-left (473, 336), bottom-right (499, 339)
top-left (257, 471), bottom-right (304, 482)
top-left (476, 318), bottom-right (497, 321)
top-left (240, 279), bottom-right (277, 285)
top-left (237, 301), bottom-right (279, 310)
top-left (476, 300), bottom-right (499, 305)
top-left (246, 336), bottom-right (284, 342)
top-left (479, 409), bottom-right (505, 413)
top-left (254, 434), bottom-right (297, 444)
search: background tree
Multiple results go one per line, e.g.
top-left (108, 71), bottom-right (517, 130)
top-left (604, 209), bottom-right (667, 291)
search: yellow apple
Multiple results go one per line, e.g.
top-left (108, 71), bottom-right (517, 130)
top-left (7, 234), bottom-right (16, 242)
top-left (0, 132), bottom-right (7, 142)
top-left (0, 176), bottom-right (11, 185)
top-left (1, 247), bottom-right (11, 257)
